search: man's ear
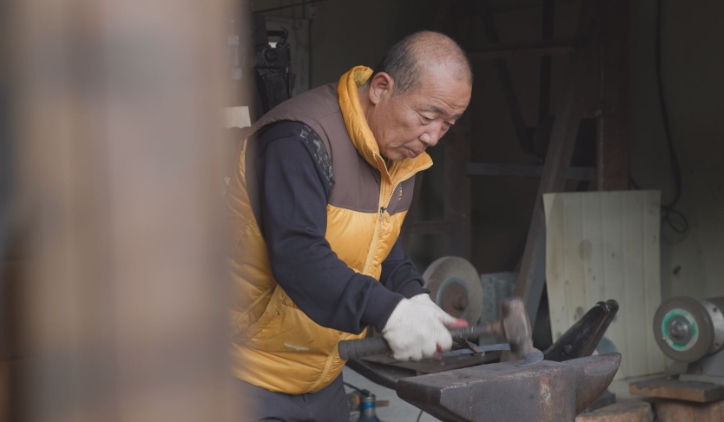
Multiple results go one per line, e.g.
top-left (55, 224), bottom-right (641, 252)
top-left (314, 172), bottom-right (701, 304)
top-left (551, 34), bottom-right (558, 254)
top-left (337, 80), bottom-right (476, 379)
top-left (367, 72), bottom-right (394, 106)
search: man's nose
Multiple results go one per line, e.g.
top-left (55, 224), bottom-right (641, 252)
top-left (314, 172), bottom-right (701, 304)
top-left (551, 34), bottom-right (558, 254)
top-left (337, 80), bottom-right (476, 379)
top-left (420, 122), bottom-right (443, 147)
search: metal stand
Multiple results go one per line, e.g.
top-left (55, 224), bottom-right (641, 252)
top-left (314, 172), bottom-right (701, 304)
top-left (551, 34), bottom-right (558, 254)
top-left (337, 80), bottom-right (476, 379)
top-left (682, 347), bottom-right (724, 386)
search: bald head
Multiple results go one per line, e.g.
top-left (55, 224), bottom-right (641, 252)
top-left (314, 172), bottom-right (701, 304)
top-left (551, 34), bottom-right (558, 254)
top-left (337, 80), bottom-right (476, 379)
top-left (370, 31), bottom-right (473, 95)
top-left (358, 32), bottom-right (472, 161)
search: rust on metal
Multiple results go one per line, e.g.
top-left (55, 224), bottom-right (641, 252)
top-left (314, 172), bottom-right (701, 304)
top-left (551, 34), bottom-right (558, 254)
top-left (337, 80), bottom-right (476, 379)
top-left (397, 354), bottom-right (621, 422)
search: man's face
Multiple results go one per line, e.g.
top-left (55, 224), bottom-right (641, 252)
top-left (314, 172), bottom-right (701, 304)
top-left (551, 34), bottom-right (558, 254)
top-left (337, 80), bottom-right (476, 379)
top-left (365, 67), bottom-right (472, 161)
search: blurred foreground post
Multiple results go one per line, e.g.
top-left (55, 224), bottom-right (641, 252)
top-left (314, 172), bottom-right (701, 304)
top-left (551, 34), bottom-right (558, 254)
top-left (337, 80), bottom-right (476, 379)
top-left (10, 0), bottom-right (239, 421)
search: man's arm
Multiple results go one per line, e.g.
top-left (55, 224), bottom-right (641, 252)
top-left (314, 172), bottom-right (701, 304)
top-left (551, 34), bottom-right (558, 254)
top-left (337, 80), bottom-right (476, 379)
top-left (379, 238), bottom-right (428, 299)
top-left (252, 121), bottom-right (404, 334)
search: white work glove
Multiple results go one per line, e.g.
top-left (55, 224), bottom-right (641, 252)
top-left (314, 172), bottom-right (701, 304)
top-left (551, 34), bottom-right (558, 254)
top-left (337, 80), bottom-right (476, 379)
top-left (381, 294), bottom-right (458, 361)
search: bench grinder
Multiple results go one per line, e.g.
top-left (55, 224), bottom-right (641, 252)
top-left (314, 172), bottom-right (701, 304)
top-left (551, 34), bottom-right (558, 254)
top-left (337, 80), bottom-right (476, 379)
top-left (654, 296), bottom-right (724, 385)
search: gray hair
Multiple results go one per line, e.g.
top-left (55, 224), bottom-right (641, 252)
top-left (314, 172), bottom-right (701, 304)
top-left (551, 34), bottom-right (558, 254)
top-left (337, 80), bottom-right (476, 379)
top-left (368, 31), bottom-right (473, 95)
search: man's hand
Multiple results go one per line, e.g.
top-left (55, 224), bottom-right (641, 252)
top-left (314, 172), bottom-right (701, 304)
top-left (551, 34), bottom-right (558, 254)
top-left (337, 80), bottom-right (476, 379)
top-left (381, 294), bottom-right (459, 361)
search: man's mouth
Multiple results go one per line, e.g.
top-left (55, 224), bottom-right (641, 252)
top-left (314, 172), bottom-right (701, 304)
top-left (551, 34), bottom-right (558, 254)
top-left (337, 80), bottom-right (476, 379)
top-left (405, 147), bottom-right (421, 158)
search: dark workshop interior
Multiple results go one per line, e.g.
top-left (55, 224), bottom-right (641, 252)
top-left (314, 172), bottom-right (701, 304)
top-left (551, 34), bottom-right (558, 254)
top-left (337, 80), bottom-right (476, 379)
top-left (1, 0), bottom-right (724, 421)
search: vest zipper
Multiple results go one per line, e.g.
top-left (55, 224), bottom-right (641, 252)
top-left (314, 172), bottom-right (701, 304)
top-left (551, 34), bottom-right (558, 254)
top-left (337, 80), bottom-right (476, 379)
top-left (309, 345), bottom-right (337, 392)
top-left (361, 164), bottom-right (431, 275)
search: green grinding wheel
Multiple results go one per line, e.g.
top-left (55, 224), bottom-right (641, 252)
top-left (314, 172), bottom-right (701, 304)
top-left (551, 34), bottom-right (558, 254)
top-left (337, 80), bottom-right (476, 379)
top-left (654, 297), bottom-right (713, 363)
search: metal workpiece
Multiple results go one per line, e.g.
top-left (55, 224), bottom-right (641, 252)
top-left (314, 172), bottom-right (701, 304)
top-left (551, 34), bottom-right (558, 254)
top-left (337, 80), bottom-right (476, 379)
top-left (396, 354), bottom-right (621, 422)
top-left (544, 300), bottom-right (619, 362)
top-left (654, 296), bottom-right (724, 363)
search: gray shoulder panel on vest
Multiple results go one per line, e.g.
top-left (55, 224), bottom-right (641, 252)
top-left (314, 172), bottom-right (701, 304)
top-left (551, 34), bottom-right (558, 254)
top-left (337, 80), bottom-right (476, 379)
top-left (299, 124), bottom-right (333, 184)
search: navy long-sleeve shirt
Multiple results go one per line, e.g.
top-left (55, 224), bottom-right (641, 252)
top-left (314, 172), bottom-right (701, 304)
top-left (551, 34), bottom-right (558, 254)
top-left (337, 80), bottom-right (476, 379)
top-left (246, 120), bottom-right (426, 334)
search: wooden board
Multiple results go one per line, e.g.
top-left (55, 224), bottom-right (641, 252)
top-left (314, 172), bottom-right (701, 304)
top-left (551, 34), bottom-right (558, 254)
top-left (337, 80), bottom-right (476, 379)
top-left (544, 190), bottom-right (664, 379)
top-left (655, 399), bottom-right (724, 422)
top-left (576, 399), bottom-right (653, 422)
top-left (630, 377), bottom-right (724, 403)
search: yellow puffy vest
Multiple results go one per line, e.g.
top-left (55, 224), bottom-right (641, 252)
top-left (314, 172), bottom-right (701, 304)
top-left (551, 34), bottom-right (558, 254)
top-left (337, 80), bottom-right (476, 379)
top-left (228, 66), bottom-right (432, 394)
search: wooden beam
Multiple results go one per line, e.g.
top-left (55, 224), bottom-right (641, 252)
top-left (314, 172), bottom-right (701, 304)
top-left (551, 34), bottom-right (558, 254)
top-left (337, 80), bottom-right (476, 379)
top-left (475, 0), bottom-right (534, 155)
top-left (400, 172), bottom-right (424, 251)
top-left (443, 114), bottom-right (472, 259)
top-left (469, 39), bottom-right (578, 60)
top-left (538, 0), bottom-right (555, 119)
top-left (466, 163), bottom-right (597, 181)
top-left (596, 0), bottom-right (630, 190)
top-left (513, 0), bottom-right (604, 325)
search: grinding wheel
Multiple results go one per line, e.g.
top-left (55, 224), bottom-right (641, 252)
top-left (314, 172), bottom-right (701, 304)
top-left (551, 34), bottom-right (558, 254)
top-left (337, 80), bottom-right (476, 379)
top-left (654, 296), bottom-right (724, 363)
top-left (423, 256), bottom-right (483, 326)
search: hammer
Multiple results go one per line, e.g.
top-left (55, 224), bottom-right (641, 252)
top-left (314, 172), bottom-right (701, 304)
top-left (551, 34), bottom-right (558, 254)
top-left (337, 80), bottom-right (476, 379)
top-left (338, 297), bottom-right (534, 361)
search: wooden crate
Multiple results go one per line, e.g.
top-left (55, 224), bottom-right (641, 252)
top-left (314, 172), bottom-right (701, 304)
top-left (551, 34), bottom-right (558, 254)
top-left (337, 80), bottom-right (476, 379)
top-left (655, 399), bottom-right (724, 422)
top-left (630, 377), bottom-right (724, 403)
top-left (576, 400), bottom-right (653, 422)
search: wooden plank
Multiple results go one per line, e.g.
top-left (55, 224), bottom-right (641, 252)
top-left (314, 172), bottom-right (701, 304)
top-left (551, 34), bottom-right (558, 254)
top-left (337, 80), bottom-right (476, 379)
top-left (575, 399), bottom-right (653, 422)
top-left (600, 191), bottom-right (628, 377)
top-left (582, 193), bottom-right (605, 307)
top-left (563, 194), bottom-right (587, 324)
top-left (642, 192), bottom-right (665, 373)
top-left (630, 377), bottom-right (724, 403)
top-left (544, 191), bottom-right (664, 379)
top-left (655, 397), bottom-right (724, 421)
top-left (622, 192), bottom-right (647, 374)
top-left (543, 194), bottom-right (567, 341)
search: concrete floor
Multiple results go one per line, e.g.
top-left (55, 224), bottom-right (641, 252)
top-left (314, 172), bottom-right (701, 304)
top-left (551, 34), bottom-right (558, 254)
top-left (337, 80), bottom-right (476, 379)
top-left (343, 367), bottom-right (439, 422)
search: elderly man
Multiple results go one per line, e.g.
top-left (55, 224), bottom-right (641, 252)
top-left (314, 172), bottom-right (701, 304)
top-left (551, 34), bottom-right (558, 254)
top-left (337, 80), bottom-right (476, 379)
top-left (228, 31), bottom-right (473, 421)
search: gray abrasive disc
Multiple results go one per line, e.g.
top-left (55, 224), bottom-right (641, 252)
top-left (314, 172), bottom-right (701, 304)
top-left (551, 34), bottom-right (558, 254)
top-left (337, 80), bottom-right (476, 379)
top-left (423, 256), bottom-right (483, 326)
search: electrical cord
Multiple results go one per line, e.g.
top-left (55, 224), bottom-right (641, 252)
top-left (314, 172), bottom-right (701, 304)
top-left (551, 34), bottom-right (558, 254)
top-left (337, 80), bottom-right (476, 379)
top-left (416, 409), bottom-right (424, 422)
top-left (343, 382), bottom-right (367, 394)
top-left (653, 0), bottom-right (689, 236)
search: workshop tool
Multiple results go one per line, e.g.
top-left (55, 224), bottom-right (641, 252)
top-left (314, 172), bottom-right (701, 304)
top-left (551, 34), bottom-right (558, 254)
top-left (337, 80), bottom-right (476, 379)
top-left (653, 296), bottom-right (724, 385)
top-left (356, 394), bottom-right (382, 422)
top-left (250, 15), bottom-right (293, 116)
top-left (338, 297), bottom-right (534, 361)
top-left (347, 391), bottom-right (389, 412)
top-left (424, 256), bottom-right (484, 326)
top-left (345, 300), bottom-right (620, 391)
top-left (397, 353), bottom-right (621, 422)
top-left (545, 299), bottom-right (619, 362)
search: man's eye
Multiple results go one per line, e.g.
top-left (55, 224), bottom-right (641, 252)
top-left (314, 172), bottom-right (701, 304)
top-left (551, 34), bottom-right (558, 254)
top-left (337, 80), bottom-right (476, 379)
top-left (420, 115), bottom-right (433, 124)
